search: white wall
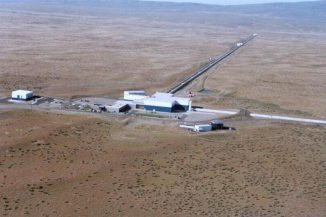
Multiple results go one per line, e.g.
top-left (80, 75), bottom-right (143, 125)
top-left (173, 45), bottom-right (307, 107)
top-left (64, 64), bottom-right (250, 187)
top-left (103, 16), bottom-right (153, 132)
top-left (144, 99), bottom-right (175, 108)
top-left (11, 90), bottom-right (33, 100)
top-left (124, 91), bottom-right (147, 101)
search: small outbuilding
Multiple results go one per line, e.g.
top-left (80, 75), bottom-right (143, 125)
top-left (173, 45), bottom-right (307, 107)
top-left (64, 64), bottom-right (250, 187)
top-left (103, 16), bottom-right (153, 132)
top-left (194, 124), bottom-right (212, 132)
top-left (11, 90), bottom-right (33, 100)
top-left (211, 120), bottom-right (224, 130)
top-left (106, 101), bottom-right (131, 113)
top-left (180, 119), bottom-right (225, 132)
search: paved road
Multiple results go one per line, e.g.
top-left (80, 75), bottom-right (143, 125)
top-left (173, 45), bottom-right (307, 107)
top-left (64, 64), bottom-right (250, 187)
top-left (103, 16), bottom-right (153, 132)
top-left (2, 102), bottom-right (325, 126)
top-left (167, 34), bottom-right (257, 94)
top-left (195, 108), bottom-right (326, 125)
top-left (250, 113), bottom-right (326, 125)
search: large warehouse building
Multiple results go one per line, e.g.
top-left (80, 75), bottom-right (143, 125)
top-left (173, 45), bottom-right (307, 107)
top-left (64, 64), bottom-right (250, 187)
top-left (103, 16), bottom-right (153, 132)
top-left (143, 92), bottom-right (191, 113)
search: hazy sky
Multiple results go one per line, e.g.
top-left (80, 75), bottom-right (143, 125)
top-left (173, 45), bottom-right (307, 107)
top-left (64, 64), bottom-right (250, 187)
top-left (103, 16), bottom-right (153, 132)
top-left (143, 0), bottom-right (318, 5)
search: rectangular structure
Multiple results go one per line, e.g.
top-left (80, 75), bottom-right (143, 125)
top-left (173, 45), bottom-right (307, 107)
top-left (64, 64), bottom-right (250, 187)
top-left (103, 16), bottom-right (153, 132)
top-left (211, 120), bottom-right (224, 130)
top-left (194, 124), bottom-right (212, 132)
top-left (143, 92), bottom-right (191, 113)
top-left (106, 101), bottom-right (131, 113)
top-left (124, 91), bottom-right (147, 101)
top-left (11, 90), bottom-right (33, 100)
top-left (143, 97), bottom-right (175, 113)
top-left (174, 97), bottom-right (192, 112)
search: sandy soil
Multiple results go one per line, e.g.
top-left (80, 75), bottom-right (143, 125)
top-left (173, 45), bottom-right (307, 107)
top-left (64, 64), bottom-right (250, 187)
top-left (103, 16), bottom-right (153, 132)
top-left (0, 4), bottom-right (325, 217)
top-left (1, 9), bottom-right (324, 119)
top-left (0, 110), bottom-right (325, 217)
top-left (0, 9), bottom-right (248, 99)
top-left (187, 31), bottom-right (326, 119)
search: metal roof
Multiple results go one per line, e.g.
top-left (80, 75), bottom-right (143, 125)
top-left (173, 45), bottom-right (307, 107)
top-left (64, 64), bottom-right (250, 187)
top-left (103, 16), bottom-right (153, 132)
top-left (111, 100), bottom-right (130, 108)
top-left (12, 90), bottom-right (33, 95)
top-left (124, 90), bottom-right (146, 95)
top-left (211, 120), bottom-right (224, 124)
top-left (144, 92), bottom-right (191, 107)
top-left (152, 92), bottom-right (174, 99)
top-left (145, 97), bottom-right (175, 103)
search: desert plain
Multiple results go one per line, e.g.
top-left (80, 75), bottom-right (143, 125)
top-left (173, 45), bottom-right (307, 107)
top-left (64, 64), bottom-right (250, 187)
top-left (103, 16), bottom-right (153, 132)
top-left (0, 1), bottom-right (325, 216)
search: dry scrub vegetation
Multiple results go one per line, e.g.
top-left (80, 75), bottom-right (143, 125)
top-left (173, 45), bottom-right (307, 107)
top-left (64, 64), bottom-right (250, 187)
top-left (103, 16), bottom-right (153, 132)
top-left (0, 10), bottom-right (246, 98)
top-left (0, 2), bottom-right (326, 217)
top-left (1, 8), bottom-right (324, 118)
top-left (0, 111), bottom-right (325, 216)
top-left (190, 32), bottom-right (326, 119)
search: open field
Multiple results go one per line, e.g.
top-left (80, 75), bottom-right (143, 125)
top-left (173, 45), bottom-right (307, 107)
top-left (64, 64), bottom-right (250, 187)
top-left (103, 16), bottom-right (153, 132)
top-left (1, 110), bottom-right (325, 217)
top-left (186, 31), bottom-right (326, 119)
top-left (0, 9), bottom-right (248, 98)
top-left (0, 1), bottom-right (326, 216)
top-left (0, 6), bottom-right (325, 118)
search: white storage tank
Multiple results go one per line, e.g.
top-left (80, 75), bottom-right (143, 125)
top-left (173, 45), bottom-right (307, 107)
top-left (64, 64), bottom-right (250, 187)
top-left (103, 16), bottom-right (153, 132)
top-left (11, 90), bottom-right (33, 100)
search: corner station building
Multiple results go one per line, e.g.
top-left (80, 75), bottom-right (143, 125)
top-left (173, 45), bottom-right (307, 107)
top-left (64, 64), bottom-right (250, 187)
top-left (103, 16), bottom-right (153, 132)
top-left (143, 92), bottom-right (191, 113)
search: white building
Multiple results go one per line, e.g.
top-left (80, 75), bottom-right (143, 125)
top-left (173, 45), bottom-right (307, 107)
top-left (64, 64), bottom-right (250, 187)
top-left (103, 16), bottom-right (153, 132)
top-left (11, 90), bottom-right (33, 100)
top-left (144, 92), bottom-right (191, 113)
top-left (179, 124), bottom-right (212, 132)
top-left (106, 101), bottom-right (131, 113)
top-left (143, 94), bottom-right (176, 113)
top-left (124, 91), bottom-right (148, 101)
top-left (194, 124), bottom-right (212, 132)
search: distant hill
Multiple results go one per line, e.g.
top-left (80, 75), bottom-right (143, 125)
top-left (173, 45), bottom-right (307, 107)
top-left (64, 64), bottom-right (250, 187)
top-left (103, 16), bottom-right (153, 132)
top-left (223, 1), bottom-right (326, 31)
top-left (0, 0), bottom-right (325, 32)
